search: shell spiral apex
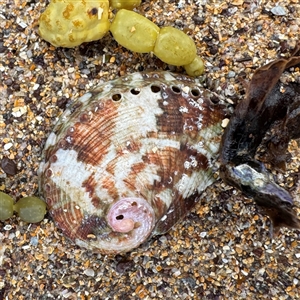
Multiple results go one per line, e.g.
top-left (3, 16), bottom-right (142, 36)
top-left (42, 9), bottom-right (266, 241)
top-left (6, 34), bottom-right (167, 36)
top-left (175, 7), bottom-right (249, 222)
top-left (38, 71), bottom-right (229, 254)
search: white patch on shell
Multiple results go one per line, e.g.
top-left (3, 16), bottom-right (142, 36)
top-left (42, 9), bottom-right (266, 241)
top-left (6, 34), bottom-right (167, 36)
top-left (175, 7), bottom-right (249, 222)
top-left (179, 106), bottom-right (188, 113)
top-left (113, 86), bottom-right (164, 139)
top-left (196, 114), bottom-right (203, 130)
top-left (147, 138), bottom-right (180, 149)
top-left (44, 132), bottom-right (57, 148)
top-left (127, 72), bottom-right (146, 82)
top-left (184, 155), bottom-right (198, 169)
top-left (162, 72), bottom-right (177, 82)
top-left (191, 125), bottom-right (222, 160)
top-left (110, 151), bottom-right (162, 198)
top-left (45, 149), bottom-right (101, 212)
top-left (176, 169), bottom-right (215, 199)
top-left (155, 188), bottom-right (174, 209)
top-left (78, 92), bottom-right (92, 104)
top-left (182, 86), bottom-right (190, 94)
top-left (188, 98), bottom-right (204, 111)
top-left (160, 215), bottom-right (167, 221)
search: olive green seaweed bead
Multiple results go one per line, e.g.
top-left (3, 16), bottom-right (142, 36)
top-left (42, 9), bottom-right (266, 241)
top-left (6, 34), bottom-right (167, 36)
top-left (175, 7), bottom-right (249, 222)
top-left (110, 9), bottom-right (160, 53)
top-left (0, 192), bottom-right (14, 221)
top-left (184, 55), bottom-right (205, 77)
top-left (14, 196), bottom-right (46, 223)
top-left (110, 0), bottom-right (141, 9)
top-left (153, 26), bottom-right (197, 66)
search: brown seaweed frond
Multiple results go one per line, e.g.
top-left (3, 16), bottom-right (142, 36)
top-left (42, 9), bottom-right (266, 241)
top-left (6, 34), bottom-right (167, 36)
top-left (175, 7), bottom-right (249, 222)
top-left (220, 43), bottom-right (300, 234)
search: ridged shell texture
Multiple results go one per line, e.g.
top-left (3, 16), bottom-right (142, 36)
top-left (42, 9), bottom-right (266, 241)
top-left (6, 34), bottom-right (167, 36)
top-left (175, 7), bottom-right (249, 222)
top-left (39, 71), bottom-right (229, 254)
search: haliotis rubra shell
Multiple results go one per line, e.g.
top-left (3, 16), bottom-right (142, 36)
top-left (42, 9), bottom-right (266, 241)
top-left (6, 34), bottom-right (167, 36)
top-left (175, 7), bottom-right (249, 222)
top-left (38, 71), bottom-right (229, 254)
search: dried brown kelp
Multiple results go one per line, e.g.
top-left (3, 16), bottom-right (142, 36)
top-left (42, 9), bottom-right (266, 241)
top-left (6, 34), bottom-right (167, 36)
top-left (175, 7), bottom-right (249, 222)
top-left (220, 45), bottom-right (300, 235)
top-left (261, 83), bottom-right (300, 170)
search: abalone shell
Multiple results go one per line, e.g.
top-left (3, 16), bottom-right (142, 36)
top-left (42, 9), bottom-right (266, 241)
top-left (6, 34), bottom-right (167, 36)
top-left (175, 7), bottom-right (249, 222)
top-left (38, 71), bottom-right (230, 254)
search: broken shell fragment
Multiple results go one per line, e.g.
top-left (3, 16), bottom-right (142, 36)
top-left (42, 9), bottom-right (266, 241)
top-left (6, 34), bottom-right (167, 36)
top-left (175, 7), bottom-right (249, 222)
top-left (38, 71), bottom-right (229, 254)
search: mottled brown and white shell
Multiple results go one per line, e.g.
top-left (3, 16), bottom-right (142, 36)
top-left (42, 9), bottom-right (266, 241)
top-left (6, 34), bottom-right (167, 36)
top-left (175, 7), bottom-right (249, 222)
top-left (38, 71), bottom-right (230, 254)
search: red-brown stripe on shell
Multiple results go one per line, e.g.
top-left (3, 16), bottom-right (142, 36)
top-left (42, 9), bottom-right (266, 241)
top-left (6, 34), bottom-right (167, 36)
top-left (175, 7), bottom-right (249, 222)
top-left (38, 71), bottom-right (230, 254)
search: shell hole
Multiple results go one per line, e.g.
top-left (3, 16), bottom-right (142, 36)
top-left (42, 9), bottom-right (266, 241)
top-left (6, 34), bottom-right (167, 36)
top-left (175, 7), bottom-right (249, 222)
top-left (80, 113), bottom-right (90, 123)
top-left (50, 155), bottom-right (57, 163)
top-left (130, 88), bottom-right (140, 95)
top-left (116, 214), bottom-right (124, 220)
top-left (112, 93), bottom-right (122, 102)
top-left (45, 184), bottom-right (51, 192)
top-left (67, 126), bottom-right (75, 134)
top-left (210, 95), bottom-right (220, 104)
top-left (58, 139), bottom-right (68, 149)
top-left (45, 169), bottom-right (53, 177)
top-left (191, 88), bottom-right (200, 97)
top-left (131, 202), bottom-right (137, 206)
top-left (171, 85), bottom-right (181, 94)
top-left (151, 85), bottom-right (161, 93)
top-left (46, 197), bottom-right (53, 206)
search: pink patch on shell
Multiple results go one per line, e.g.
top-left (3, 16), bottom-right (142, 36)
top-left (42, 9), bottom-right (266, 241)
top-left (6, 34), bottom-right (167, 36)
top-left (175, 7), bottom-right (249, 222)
top-left (107, 197), bottom-right (155, 235)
